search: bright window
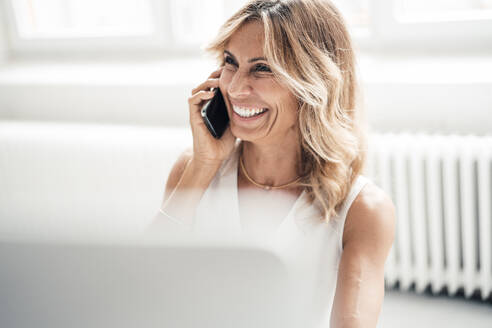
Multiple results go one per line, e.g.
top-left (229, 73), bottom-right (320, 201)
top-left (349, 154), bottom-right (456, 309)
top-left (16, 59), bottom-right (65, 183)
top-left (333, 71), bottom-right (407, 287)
top-left (2, 0), bottom-right (491, 56)
top-left (397, 0), bottom-right (492, 21)
top-left (169, 0), bottom-right (226, 46)
top-left (10, 0), bottom-right (154, 39)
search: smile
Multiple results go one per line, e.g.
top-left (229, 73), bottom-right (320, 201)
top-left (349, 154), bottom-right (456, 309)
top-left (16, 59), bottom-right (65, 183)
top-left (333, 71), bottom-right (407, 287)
top-left (232, 105), bottom-right (268, 118)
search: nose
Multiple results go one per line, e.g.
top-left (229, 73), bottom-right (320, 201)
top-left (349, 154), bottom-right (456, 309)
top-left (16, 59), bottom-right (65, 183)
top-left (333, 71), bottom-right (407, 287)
top-left (227, 70), bottom-right (252, 99)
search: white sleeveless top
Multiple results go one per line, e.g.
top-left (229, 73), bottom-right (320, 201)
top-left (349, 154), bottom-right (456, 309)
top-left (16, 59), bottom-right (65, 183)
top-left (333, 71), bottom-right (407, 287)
top-left (193, 144), bottom-right (370, 327)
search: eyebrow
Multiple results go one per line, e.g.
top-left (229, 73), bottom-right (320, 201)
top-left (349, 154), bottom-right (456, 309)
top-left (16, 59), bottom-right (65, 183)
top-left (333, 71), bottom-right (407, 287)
top-left (224, 50), bottom-right (266, 63)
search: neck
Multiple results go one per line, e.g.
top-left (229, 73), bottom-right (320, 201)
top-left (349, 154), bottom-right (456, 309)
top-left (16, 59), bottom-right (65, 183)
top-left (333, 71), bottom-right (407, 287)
top-left (240, 135), bottom-right (302, 188)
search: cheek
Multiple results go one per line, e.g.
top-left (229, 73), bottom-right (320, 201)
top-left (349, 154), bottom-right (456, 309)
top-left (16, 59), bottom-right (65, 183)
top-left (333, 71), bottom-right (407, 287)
top-left (275, 92), bottom-right (299, 119)
top-left (273, 90), bottom-right (294, 109)
top-left (219, 70), bottom-right (233, 91)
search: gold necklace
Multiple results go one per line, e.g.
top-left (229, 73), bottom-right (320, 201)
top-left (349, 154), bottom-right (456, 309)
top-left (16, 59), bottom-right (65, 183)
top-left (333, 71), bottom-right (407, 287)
top-left (239, 154), bottom-right (303, 191)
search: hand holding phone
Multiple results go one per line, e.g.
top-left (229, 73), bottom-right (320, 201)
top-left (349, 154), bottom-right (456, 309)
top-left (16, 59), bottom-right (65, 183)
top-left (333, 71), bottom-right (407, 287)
top-left (187, 67), bottom-right (235, 166)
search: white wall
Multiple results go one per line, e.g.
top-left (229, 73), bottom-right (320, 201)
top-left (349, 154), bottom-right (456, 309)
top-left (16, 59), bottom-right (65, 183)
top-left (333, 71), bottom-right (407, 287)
top-left (0, 0), bottom-right (9, 65)
top-left (0, 1), bottom-right (491, 135)
top-left (0, 56), bottom-right (490, 135)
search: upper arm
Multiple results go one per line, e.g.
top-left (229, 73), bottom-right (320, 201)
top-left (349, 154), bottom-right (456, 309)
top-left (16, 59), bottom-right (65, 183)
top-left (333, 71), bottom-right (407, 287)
top-left (330, 182), bottom-right (396, 328)
top-left (162, 147), bottom-right (193, 204)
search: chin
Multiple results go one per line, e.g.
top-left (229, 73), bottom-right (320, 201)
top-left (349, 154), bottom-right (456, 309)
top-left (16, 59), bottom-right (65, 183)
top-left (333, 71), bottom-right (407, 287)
top-left (230, 126), bottom-right (266, 144)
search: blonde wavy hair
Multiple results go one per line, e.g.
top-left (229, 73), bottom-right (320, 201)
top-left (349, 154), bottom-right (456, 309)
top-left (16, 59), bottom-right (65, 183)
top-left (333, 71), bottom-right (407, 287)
top-left (204, 0), bottom-right (368, 222)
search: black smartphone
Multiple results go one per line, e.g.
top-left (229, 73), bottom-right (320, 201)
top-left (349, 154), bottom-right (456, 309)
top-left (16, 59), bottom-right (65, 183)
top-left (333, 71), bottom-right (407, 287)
top-left (201, 87), bottom-right (229, 139)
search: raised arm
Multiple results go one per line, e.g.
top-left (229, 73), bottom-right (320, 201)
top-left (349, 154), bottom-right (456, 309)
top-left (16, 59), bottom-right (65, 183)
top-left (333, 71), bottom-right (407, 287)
top-left (146, 66), bottom-right (236, 233)
top-left (330, 182), bottom-right (396, 328)
top-left (151, 148), bottom-right (223, 228)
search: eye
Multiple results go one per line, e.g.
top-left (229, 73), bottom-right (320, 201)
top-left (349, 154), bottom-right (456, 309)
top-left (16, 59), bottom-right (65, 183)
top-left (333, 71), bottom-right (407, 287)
top-left (254, 64), bottom-right (272, 73)
top-left (224, 56), bottom-right (237, 66)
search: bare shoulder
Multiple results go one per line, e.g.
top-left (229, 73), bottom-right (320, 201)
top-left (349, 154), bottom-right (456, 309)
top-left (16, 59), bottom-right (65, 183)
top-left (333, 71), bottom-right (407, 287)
top-left (342, 180), bottom-right (396, 252)
top-left (162, 147), bottom-right (193, 203)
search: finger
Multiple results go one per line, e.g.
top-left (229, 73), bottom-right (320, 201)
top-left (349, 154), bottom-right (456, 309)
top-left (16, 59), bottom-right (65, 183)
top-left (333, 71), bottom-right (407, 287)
top-left (191, 78), bottom-right (220, 95)
top-left (188, 90), bottom-right (215, 106)
top-left (208, 66), bottom-right (224, 79)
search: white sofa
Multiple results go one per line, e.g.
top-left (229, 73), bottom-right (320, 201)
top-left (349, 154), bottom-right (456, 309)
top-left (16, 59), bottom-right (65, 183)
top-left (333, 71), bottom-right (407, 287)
top-left (0, 120), bottom-right (192, 240)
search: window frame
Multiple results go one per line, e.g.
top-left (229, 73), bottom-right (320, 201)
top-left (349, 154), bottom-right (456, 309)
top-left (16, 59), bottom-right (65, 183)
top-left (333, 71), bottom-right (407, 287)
top-left (1, 0), bottom-right (172, 58)
top-left (1, 0), bottom-right (492, 60)
top-left (359, 0), bottom-right (492, 52)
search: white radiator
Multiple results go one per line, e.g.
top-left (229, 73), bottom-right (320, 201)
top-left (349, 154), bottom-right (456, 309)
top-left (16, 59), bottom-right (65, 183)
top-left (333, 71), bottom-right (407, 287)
top-left (367, 133), bottom-right (492, 300)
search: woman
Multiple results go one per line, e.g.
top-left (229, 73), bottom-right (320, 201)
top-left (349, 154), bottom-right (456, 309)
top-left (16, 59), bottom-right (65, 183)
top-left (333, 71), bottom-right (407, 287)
top-left (150, 0), bottom-right (395, 327)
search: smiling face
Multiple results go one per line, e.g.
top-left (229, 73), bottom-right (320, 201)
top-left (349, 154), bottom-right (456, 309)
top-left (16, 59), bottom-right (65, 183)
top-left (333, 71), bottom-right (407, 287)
top-left (219, 20), bottom-right (299, 144)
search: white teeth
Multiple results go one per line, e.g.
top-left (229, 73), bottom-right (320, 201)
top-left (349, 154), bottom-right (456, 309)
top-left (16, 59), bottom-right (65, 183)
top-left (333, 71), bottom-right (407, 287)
top-left (232, 105), bottom-right (267, 118)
